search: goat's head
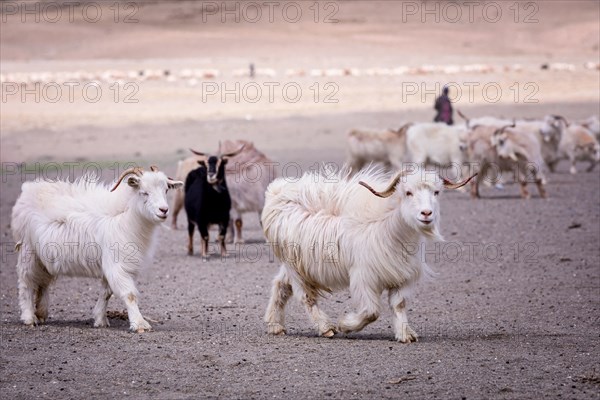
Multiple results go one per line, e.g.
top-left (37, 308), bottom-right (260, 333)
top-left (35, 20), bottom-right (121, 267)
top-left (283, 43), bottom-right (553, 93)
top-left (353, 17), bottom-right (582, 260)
top-left (540, 115), bottom-right (568, 142)
top-left (492, 123), bottom-right (519, 161)
top-left (111, 166), bottom-right (184, 222)
top-left (359, 168), bottom-right (476, 237)
top-left (190, 144), bottom-right (245, 185)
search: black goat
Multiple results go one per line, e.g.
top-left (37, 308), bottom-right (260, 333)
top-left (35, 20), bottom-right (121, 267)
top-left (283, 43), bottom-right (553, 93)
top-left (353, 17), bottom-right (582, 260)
top-left (184, 145), bottom-right (245, 258)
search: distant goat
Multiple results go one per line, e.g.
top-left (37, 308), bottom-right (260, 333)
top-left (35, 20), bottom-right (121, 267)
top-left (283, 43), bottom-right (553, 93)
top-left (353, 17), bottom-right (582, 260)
top-left (184, 145), bottom-right (245, 258)
top-left (346, 124), bottom-right (411, 172)
top-left (11, 166), bottom-right (182, 332)
top-left (172, 141), bottom-right (275, 243)
top-left (467, 123), bottom-right (547, 199)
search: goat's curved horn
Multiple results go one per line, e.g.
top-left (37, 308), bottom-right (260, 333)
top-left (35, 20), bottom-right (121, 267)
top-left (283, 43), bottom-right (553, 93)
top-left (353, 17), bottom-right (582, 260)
top-left (457, 110), bottom-right (470, 128)
top-left (457, 109), bottom-right (468, 121)
top-left (222, 144), bottom-right (245, 159)
top-left (190, 148), bottom-right (208, 157)
top-left (359, 171), bottom-right (406, 198)
top-left (110, 167), bottom-right (143, 192)
top-left (442, 173), bottom-right (478, 190)
top-left (150, 165), bottom-right (159, 172)
top-left (551, 114), bottom-right (570, 127)
top-left (494, 121), bottom-right (516, 135)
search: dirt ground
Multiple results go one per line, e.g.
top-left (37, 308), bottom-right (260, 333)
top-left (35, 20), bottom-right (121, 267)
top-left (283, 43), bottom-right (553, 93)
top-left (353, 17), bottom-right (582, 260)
top-left (1, 1), bottom-right (599, 399)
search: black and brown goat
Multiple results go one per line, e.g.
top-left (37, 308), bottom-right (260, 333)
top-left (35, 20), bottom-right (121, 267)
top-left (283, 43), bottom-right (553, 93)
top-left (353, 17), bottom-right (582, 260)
top-left (184, 145), bottom-right (245, 258)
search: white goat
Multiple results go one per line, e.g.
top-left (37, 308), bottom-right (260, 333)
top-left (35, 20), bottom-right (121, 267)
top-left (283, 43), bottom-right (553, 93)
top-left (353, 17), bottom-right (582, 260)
top-left (556, 124), bottom-right (600, 174)
top-left (262, 166), bottom-right (475, 342)
top-left (347, 122), bottom-right (467, 173)
top-left (172, 140), bottom-right (275, 243)
top-left (346, 124), bottom-right (411, 172)
top-left (404, 122), bottom-right (469, 167)
top-left (468, 124), bottom-right (548, 199)
top-left (458, 110), bottom-right (567, 172)
top-left (11, 166), bottom-right (183, 332)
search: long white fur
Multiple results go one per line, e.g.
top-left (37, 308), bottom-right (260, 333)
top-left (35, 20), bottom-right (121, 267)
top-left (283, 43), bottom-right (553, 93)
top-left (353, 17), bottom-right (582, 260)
top-left (347, 123), bottom-right (468, 174)
top-left (405, 122), bottom-right (469, 166)
top-left (263, 166), bottom-right (446, 343)
top-left (346, 127), bottom-right (408, 172)
top-left (11, 171), bottom-right (182, 332)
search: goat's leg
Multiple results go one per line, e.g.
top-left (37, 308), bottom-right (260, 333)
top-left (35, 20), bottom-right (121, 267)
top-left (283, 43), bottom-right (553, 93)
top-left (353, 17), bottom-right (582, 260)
top-left (569, 154), bottom-right (577, 174)
top-left (517, 168), bottom-right (530, 199)
top-left (199, 225), bottom-right (209, 259)
top-left (187, 221), bottom-right (195, 255)
top-left (171, 190), bottom-right (184, 230)
top-left (338, 276), bottom-right (381, 334)
top-left (34, 281), bottom-right (51, 324)
top-left (536, 178), bottom-right (547, 199)
top-left (18, 278), bottom-right (38, 326)
top-left (17, 250), bottom-right (47, 326)
top-left (470, 179), bottom-right (479, 198)
top-left (388, 288), bottom-right (418, 343)
top-left (105, 270), bottom-right (151, 332)
top-left (519, 182), bottom-right (530, 199)
top-left (93, 278), bottom-right (113, 328)
top-left (234, 218), bottom-right (243, 244)
top-left (264, 265), bottom-right (294, 335)
top-left (586, 160), bottom-right (597, 172)
top-left (218, 222), bottom-right (228, 258)
top-left (300, 290), bottom-right (337, 337)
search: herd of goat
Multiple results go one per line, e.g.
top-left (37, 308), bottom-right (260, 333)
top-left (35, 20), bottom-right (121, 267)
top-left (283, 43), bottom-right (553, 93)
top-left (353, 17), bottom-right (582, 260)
top-left (10, 112), bottom-right (600, 339)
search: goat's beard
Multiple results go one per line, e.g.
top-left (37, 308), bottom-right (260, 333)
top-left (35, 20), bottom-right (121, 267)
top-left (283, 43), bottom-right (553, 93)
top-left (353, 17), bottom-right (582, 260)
top-left (417, 219), bottom-right (443, 242)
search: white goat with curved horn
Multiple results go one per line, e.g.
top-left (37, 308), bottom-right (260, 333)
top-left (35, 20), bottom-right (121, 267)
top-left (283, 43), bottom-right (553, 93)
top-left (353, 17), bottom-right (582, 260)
top-left (262, 165), bottom-right (476, 342)
top-left (11, 165), bottom-right (183, 332)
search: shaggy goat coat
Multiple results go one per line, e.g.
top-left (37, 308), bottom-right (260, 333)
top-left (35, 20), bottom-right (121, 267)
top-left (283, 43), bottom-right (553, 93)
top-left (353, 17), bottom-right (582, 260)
top-left (261, 167), bottom-right (467, 342)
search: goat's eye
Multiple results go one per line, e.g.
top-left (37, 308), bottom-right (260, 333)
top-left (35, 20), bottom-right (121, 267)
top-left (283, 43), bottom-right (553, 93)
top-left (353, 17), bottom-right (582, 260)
top-left (434, 191), bottom-right (440, 196)
top-left (405, 191), bottom-right (413, 197)
top-left (499, 139), bottom-right (505, 145)
top-left (140, 191), bottom-right (149, 197)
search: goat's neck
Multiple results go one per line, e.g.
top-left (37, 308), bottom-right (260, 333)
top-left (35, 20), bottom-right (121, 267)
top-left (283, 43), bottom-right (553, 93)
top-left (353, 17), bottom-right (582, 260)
top-left (385, 208), bottom-right (427, 249)
top-left (118, 205), bottom-right (158, 249)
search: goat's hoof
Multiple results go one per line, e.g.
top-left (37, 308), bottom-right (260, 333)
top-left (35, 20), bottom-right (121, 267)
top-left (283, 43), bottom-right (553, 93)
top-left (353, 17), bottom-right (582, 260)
top-left (130, 320), bottom-right (152, 333)
top-left (22, 315), bottom-right (39, 326)
top-left (267, 323), bottom-right (286, 335)
top-left (321, 329), bottom-right (336, 338)
top-left (234, 239), bottom-right (245, 244)
top-left (94, 318), bottom-right (110, 328)
top-left (396, 327), bottom-right (418, 343)
top-left (187, 250), bottom-right (193, 256)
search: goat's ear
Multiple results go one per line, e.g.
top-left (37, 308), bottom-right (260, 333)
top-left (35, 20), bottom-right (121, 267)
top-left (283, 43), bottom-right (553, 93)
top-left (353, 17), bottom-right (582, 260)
top-left (221, 158), bottom-right (229, 165)
top-left (127, 176), bottom-right (140, 188)
top-left (197, 160), bottom-right (206, 167)
top-left (168, 180), bottom-right (184, 190)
